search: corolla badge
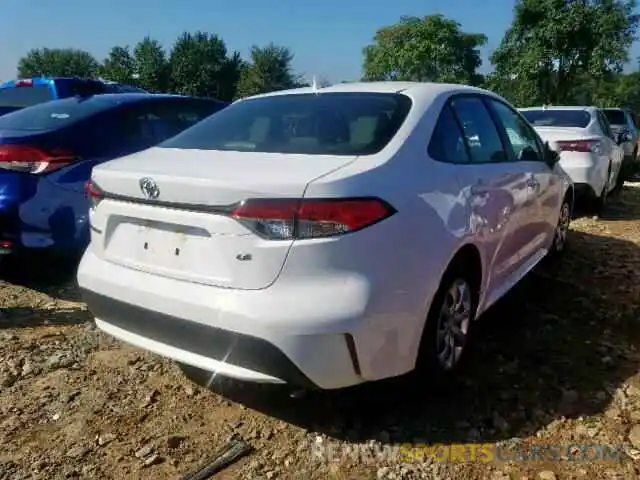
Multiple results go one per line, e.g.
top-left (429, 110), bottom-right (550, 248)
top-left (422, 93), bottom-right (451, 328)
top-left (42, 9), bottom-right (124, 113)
top-left (139, 177), bottom-right (160, 199)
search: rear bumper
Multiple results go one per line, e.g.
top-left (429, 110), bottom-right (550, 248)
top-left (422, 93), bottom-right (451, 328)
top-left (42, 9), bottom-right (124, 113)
top-left (559, 154), bottom-right (606, 195)
top-left (77, 249), bottom-right (382, 390)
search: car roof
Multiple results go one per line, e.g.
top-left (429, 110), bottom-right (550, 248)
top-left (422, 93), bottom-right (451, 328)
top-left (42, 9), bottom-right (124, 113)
top-left (58, 93), bottom-right (210, 105)
top-left (239, 81), bottom-right (496, 105)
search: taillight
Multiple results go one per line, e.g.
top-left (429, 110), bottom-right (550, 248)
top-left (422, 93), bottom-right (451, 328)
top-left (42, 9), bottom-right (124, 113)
top-left (555, 140), bottom-right (602, 154)
top-left (84, 180), bottom-right (104, 208)
top-left (230, 197), bottom-right (395, 240)
top-left (15, 79), bottom-right (33, 87)
top-left (0, 145), bottom-right (76, 174)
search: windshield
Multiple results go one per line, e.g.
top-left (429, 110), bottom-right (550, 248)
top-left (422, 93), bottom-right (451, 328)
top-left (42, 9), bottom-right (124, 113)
top-left (0, 96), bottom-right (113, 131)
top-left (520, 109), bottom-right (591, 128)
top-left (159, 92), bottom-right (412, 156)
top-left (0, 85), bottom-right (54, 108)
top-left (603, 109), bottom-right (627, 126)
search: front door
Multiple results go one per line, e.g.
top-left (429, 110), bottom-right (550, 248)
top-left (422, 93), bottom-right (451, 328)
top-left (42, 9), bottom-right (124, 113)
top-left (486, 98), bottom-right (561, 255)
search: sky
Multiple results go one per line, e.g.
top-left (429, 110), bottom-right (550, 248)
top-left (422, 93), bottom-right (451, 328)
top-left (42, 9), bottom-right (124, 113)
top-left (1, 0), bottom-right (639, 84)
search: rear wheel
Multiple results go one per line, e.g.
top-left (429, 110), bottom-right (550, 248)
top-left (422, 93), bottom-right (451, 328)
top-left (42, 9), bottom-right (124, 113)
top-left (547, 195), bottom-right (571, 259)
top-left (416, 262), bottom-right (478, 382)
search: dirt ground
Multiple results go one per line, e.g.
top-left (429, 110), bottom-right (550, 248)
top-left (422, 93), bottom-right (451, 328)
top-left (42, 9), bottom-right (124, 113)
top-left (1, 187), bottom-right (640, 480)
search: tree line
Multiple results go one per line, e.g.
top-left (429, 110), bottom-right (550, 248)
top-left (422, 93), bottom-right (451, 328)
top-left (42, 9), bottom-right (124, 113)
top-left (13, 0), bottom-right (640, 111)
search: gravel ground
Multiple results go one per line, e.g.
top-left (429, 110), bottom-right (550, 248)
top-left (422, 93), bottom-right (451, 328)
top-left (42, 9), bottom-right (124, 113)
top-left (1, 187), bottom-right (640, 480)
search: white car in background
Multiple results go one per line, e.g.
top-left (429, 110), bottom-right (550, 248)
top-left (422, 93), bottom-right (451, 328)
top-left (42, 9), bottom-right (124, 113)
top-left (77, 82), bottom-right (573, 391)
top-left (519, 106), bottom-right (625, 210)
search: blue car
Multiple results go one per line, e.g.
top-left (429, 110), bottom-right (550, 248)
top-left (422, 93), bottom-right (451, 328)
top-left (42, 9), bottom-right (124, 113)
top-left (0, 93), bottom-right (227, 259)
top-left (0, 77), bottom-right (148, 116)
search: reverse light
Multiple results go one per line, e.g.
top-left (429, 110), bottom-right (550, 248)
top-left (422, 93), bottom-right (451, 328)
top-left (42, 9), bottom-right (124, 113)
top-left (84, 180), bottom-right (104, 208)
top-left (231, 197), bottom-right (396, 240)
top-left (0, 145), bottom-right (76, 174)
top-left (555, 140), bottom-right (603, 155)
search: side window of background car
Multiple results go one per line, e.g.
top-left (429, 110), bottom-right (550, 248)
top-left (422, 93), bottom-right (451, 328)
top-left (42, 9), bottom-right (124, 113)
top-left (596, 111), bottom-right (614, 140)
top-left (427, 104), bottom-right (470, 164)
top-left (449, 96), bottom-right (507, 164)
top-left (488, 99), bottom-right (542, 162)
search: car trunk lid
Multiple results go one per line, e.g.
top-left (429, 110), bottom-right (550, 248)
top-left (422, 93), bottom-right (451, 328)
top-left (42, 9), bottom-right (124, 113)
top-left (89, 147), bottom-right (357, 290)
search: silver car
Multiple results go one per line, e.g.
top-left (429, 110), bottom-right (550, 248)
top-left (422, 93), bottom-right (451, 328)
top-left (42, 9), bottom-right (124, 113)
top-left (603, 108), bottom-right (638, 180)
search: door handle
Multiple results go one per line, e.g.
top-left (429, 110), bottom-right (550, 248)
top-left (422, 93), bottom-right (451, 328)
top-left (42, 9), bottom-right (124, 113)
top-left (526, 178), bottom-right (539, 189)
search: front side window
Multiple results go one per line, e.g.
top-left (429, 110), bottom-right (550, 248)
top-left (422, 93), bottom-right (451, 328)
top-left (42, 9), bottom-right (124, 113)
top-left (159, 93), bottom-right (412, 156)
top-left (489, 99), bottom-right (542, 162)
top-left (450, 96), bottom-right (507, 164)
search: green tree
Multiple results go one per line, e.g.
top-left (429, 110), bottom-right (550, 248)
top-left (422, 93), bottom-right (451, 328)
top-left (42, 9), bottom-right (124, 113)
top-left (169, 31), bottom-right (228, 98)
top-left (98, 46), bottom-right (135, 84)
top-left (490, 0), bottom-right (639, 106)
top-left (17, 48), bottom-right (99, 78)
top-left (218, 51), bottom-right (246, 101)
top-left (133, 37), bottom-right (170, 93)
top-left (362, 14), bottom-right (487, 84)
top-left (235, 43), bottom-right (300, 98)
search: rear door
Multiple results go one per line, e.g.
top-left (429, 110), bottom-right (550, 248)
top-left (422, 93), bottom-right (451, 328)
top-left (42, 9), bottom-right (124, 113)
top-left (447, 95), bottom-right (531, 291)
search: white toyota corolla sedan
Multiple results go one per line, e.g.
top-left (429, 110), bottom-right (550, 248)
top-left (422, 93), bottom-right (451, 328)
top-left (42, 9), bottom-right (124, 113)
top-left (77, 82), bottom-right (573, 391)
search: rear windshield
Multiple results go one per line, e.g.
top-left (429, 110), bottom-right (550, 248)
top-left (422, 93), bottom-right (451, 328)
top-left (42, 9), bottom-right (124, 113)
top-left (520, 109), bottom-right (591, 128)
top-left (0, 85), bottom-right (54, 108)
top-left (0, 96), bottom-right (113, 131)
top-left (603, 109), bottom-right (627, 125)
top-left (159, 92), bottom-right (413, 156)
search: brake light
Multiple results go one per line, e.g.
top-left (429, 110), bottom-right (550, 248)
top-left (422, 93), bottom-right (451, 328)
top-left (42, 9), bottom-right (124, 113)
top-left (84, 180), bottom-right (104, 208)
top-left (0, 145), bottom-right (76, 174)
top-left (15, 79), bottom-right (33, 87)
top-left (231, 197), bottom-right (395, 240)
top-left (555, 140), bottom-right (602, 154)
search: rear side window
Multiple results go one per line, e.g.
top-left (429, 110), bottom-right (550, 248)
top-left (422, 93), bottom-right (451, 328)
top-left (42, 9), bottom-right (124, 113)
top-left (0, 85), bottom-right (53, 108)
top-left (450, 96), bottom-right (507, 163)
top-left (0, 97), bottom-right (113, 131)
top-left (521, 109), bottom-right (591, 128)
top-left (428, 104), bottom-right (469, 164)
top-left (159, 93), bottom-right (412, 156)
top-left (603, 109), bottom-right (627, 125)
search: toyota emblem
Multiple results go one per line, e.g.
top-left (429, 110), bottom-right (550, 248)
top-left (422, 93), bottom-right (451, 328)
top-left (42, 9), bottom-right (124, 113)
top-left (139, 177), bottom-right (160, 199)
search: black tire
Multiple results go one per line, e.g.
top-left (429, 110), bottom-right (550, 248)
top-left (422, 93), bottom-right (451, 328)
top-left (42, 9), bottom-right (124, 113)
top-left (415, 260), bottom-right (478, 383)
top-left (546, 194), bottom-right (572, 261)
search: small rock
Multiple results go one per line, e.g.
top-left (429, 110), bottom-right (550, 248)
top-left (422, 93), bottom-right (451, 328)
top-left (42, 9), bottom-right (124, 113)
top-left (65, 445), bottom-right (88, 459)
top-left (628, 425), bottom-right (640, 449)
top-left (21, 361), bottom-right (34, 376)
top-left (142, 454), bottom-right (163, 467)
top-left (135, 444), bottom-right (154, 459)
top-left (51, 413), bottom-right (61, 421)
top-left (97, 433), bottom-right (116, 446)
top-left (184, 385), bottom-right (195, 397)
top-left (537, 471), bottom-right (557, 480)
top-left (377, 466), bottom-right (391, 479)
top-left (266, 471), bottom-right (277, 479)
top-left (142, 390), bottom-right (159, 407)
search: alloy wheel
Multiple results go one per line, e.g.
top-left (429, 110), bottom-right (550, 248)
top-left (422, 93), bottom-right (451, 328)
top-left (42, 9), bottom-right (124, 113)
top-left (554, 202), bottom-right (570, 252)
top-left (435, 278), bottom-right (472, 371)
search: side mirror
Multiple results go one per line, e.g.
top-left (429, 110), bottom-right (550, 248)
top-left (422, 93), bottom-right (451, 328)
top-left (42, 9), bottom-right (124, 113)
top-left (544, 142), bottom-right (560, 167)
